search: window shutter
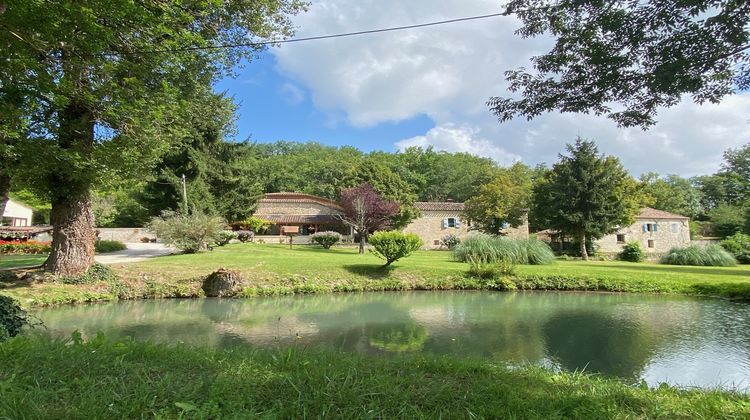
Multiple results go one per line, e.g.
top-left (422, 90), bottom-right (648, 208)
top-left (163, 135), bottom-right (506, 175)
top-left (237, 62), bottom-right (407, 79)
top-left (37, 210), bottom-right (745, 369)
top-left (455, 219), bottom-right (461, 228)
top-left (442, 218), bottom-right (448, 229)
top-left (654, 223), bottom-right (658, 232)
top-left (642, 224), bottom-right (647, 232)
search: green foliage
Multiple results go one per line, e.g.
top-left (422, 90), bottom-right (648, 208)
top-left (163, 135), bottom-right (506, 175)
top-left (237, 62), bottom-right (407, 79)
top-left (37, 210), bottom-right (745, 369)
top-left (661, 245), bottom-right (737, 267)
top-left (491, 1), bottom-right (750, 128)
top-left (233, 217), bottom-right (272, 234)
top-left (59, 263), bottom-right (119, 285)
top-left (532, 139), bottom-right (642, 259)
top-left (0, 241), bottom-right (51, 255)
top-left (94, 240), bottom-right (126, 254)
top-left (467, 256), bottom-right (517, 278)
top-left (721, 233), bottom-right (750, 264)
top-left (453, 234), bottom-right (555, 265)
top-left (0, 295), bottom-right (27, 341)
top-left (709, 204), bottom-right (746, 238)
top-left (148, 212), bottom-right (225, 253)
top-left (439, 234), bottom-right (461, 250)
top-left (618, 241), bottom-right (645, 263)
top-left (235, 231), bottom-right (254, 243)
top-left (639, 173), bottom-right (703, 219)
top-left (310, 231), bottom-right (342, 249)
top-left (368, 232), bottom-right (423, 266)
top-left (213, 231), bottom-right (237, 247)
top-left (464, 165), bottom-right (532, 234)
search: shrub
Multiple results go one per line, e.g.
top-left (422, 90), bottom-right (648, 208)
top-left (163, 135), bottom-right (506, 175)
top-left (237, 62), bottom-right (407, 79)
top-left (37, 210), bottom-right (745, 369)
top-left (440, 234), bottom-right (461, 250)
top-left (0, 240), bottom-right (51, 254)
top-left (213, 231), bottom-right (237, 247)
top-left (231, 217), bottom-right (272, 234)
top-left (236, 230), bottom-right (254, 243)
top-left (660, 245), bottom-right (737, 267)
top-left (0, 295), bottom-right (28, 341)
top-left (311, 231), bottom-right (342, 249)
top-left (453, 234), bottom-right (554, 265)
top-left (94, 240), bottom-right (126, 254)
top-left (368, 231), bottom-right (423, 266)
top-left (148, 211), bottom-right (225, 253)
top-left (59, 263), bottom-right (119, 285)
top-left (618, 241), bottom-right (645, 262)
top-left (467, 256), bottom-right (516, 279)
top-left (721, 233), bottom-right (750, 264)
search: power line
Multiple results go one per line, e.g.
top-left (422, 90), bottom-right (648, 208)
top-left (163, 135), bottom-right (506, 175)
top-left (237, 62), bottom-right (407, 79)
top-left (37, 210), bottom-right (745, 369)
top-left (105, 12), bottom-right (505, 56)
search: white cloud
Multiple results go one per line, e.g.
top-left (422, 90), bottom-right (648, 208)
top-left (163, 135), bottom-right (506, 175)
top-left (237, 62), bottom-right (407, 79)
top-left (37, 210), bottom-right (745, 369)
top-left (396, 123), bottom-right (521, 166)
top-left (273, 0), bottom-right (750, 175)
top-left (279, 82), bottom-right (305, 105)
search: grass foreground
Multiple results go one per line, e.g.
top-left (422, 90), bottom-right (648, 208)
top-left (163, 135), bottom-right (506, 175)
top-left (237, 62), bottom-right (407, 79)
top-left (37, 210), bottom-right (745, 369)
top-left (2, 243), bottom-right (750, 306)
top-left (1, 335), bottom-right (747, 418)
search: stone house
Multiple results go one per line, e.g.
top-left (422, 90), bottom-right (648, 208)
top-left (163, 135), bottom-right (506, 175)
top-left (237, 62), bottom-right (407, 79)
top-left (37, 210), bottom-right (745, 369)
top-left (1, 198), bottom-right (33, 227)
top-left (403, 201), bottom-right (530, 249)
top-left (595, 207), bottom-right (690, 254)
top-left (253, 192), bottom-right (351, 242)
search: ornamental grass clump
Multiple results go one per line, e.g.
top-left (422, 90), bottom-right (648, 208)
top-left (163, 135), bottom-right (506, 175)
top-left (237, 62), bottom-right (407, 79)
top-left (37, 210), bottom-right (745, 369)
top-left (368, 231), bottom-right (423, 266)
top-left (453, 234), bottom-right (554, 265)
top-left (661, 244), bottom-right (736, 267)
top-left (311, 231), bottom-right (342, 249)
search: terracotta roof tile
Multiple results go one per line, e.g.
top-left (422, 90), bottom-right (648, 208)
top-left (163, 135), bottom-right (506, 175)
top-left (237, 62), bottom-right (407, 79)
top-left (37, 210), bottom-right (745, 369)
top-left (258, 192), bottom-right (344, 211)
top-left (637, 207), bottom-right (689, 220)
top-left (253, 215), bottom-right (342, 224)
top-left (415, 202), bottom-right (465, 211)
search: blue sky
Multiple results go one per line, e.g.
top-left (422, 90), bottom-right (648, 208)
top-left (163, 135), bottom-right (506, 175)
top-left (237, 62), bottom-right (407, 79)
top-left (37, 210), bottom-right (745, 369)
top-left (211, 0), bottom-right (750, 176)
top-left (214, 53), bottom-right (434, 152)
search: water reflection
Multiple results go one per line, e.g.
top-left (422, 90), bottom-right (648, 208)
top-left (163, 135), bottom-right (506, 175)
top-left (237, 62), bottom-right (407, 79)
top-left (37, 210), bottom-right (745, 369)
top-left (34, 291), bottom-right (750, 390)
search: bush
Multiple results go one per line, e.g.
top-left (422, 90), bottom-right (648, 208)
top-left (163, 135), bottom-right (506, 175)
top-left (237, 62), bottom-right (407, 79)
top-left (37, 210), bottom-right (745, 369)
top-left (311, 231), bottom-right (342, 249)
top-left (440, 234), bottom-right (461, 250)
top-left (148, 211), bottom-right (225, 253)
top-left (368, 231), bottom-right (423, 266)
top-left (213, 231), bottom-right (237, 247)
top-left (0, 240), bottom-right (51, 254)
top-left (0, 295), bottom-right (28, 341)
top-left (453, 234), bottom-right (554, 265)
top-left (94, 240), bottom-right (126, 254)
top-left (59, 263), bottom-right (119, 285)
top-left (236, 230), bottom-right (254, 243)
top-left (721, 233), bottom-right (750, 264)
top-left (467, 256), bottom-right (516, 279)
top-left (618, 241), bottom-right (645, 262)
top-left (660, 245), bottom-right (737, 267)
top-left (231, 217), bottom-right (272, 234)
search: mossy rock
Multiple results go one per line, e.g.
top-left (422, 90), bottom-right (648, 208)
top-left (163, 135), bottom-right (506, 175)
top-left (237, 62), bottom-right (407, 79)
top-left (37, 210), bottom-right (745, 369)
top-left (202, 268), bottom-right (244, 297)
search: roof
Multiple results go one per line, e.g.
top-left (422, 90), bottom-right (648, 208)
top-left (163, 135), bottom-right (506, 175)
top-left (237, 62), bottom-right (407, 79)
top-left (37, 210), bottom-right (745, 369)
top-left (258, 192), bottom-right (344, 211)
top-left (255, 214), bottom-right (343, 225)
top-left (415, 202), bottom-right (465, 211)
top-left (637, 207), bottom-right (689, 220)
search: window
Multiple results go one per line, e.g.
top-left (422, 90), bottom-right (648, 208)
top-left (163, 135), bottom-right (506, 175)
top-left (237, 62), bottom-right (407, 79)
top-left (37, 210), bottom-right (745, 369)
top-left (433, 240), bottom-right (440, 246)
top-left (643, 223), bottom-right (658, 232)
top-left (671, 223), bottom-right (678, 233)
top-left (616, 234), bottom-right (626, 243)
top-left (647, 239), bottom-right (655, 248)
top-left (447, 218), bottom-right (456, 228)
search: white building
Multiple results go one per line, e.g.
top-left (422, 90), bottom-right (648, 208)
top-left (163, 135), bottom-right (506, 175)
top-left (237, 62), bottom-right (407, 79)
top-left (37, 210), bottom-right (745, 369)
top-left (1, 198), bottom-right (33, 227)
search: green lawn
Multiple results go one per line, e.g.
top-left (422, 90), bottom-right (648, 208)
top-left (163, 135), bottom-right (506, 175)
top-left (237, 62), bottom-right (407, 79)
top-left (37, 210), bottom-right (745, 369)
top-left (2, 243), bottom-right (749, 306)
top-left (0, 254), bottom-right (46, 270)
top-left (1, 336), bottom-right (747, 418)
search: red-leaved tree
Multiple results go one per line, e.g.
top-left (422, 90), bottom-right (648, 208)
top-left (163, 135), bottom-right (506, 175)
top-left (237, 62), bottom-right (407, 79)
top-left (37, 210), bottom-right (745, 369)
top-left (339, 183), bottom-right (399, 254)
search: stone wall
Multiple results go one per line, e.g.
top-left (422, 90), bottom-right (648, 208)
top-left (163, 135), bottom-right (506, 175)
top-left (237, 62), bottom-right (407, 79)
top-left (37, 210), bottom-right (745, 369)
top-left (596, 219), bottom-right (690, 254)
top-left (403, 211), bottom-right (530, 249)
top-left (96, 227), bottom-right (156, 243)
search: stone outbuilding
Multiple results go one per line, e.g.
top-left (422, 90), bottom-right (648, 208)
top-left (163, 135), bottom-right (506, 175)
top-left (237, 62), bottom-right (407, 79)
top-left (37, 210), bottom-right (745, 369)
top-left (253, 192), bottom-right (350, 240)
top-left (403, 201), bottom-right (530, 249)
top-left (1, 198), bottom-right (33, 227)
top-left (595, 207), bottom-right (691, 254)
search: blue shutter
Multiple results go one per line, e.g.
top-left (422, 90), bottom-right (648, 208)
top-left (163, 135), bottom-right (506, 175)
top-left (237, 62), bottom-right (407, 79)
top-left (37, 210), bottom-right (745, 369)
top-left (442, 218), bottom-right (448, 229)
top-left (455, 219), bottom-right (461, 228)
top-left (642, 224), bottom-right (647, 232)
top-left (654, 223), bottom-right (658, 232)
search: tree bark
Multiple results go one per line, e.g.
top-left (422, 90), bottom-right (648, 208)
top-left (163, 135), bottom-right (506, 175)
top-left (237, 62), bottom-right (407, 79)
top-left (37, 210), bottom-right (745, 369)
top-left (358, 231), bottom-right (365, 254)
top-left (579, 232), bottom-right (588, 260)
top-left (45, 190), bottom-right (96, 275)
top-left (0, 173), bottom-right (10, 222)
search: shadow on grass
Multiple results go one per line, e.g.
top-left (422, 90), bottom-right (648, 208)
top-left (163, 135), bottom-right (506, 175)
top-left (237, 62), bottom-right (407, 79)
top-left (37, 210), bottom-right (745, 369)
top-left (589, 263), bottom-right (750, 277)
top-left (342, 264), bottom-right (394, 279)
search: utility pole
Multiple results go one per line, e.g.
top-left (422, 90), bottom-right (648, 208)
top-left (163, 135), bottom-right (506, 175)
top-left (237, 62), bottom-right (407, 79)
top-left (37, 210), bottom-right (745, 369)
top-left (181, 174), bottom-right (188, 212)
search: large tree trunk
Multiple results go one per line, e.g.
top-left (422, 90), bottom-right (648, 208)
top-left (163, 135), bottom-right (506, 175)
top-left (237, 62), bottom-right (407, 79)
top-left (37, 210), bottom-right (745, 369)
top-left (45, 190), bottom-right (96, 275)
top-left (0, 173), bottom-right (10, 221)
top-left (579, 232), bottom-right (588, 261)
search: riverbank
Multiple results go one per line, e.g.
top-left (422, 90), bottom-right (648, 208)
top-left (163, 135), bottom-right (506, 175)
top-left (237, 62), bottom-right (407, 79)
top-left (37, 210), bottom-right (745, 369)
top-left (2, 243), bottom-right (749, 306)
top-left (0, 336), bottom-right (747, 418)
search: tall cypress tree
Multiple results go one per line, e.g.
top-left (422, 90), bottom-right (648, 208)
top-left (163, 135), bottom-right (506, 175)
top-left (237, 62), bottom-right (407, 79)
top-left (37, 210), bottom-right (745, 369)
top-left (533, 139), bottom-right (641, 259)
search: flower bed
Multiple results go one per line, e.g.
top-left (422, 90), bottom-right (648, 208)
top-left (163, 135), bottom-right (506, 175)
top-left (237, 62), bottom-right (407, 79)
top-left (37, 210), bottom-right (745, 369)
top-left (0, 240), bottom-right (52, 255)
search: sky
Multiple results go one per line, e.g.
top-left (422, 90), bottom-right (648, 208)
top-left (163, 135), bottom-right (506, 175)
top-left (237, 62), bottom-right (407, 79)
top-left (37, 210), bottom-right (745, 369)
top-left (214, 0), bottom-right (750, 178)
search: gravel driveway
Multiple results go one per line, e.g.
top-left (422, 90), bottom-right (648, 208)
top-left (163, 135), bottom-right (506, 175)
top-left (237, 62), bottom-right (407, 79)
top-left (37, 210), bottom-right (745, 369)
top-left (95, 242), bottom-right (176, 264)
